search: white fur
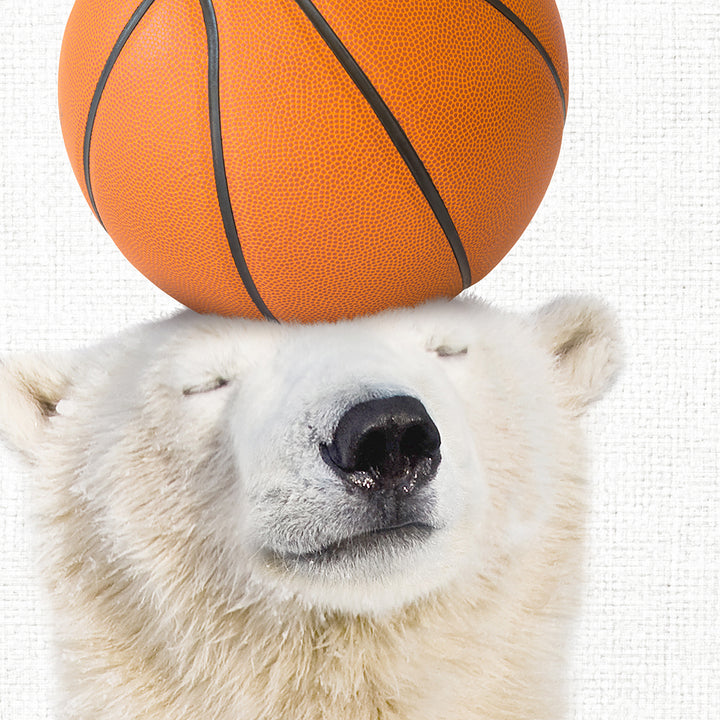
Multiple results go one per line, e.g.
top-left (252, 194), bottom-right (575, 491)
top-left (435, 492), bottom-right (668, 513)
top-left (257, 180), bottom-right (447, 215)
top-left (0, 296), bottom-right (620, 720)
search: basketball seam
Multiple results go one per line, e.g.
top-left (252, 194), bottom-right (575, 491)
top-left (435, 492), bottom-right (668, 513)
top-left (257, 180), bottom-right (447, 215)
top-left (82, 0), bottom-right (158, 230)
top-left (198, 0), bottom-right (278, 322)
top-left (292, 0), bottom-right (473, 291)
top-left (480, 0), bottom-right (567, 119)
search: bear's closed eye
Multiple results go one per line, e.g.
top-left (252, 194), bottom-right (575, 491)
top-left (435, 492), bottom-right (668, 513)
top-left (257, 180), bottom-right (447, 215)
top-left (431, 344), bottom-right (468, 358)
top-left (182, 377), bottom-right (232, 396)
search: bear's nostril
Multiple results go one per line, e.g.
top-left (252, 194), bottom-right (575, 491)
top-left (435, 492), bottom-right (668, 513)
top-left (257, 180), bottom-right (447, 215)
top-left (354, 429), bottom-right (388, 475)
top-left (400, 423), bottom-right (441, 462)
top-left (321, 396), bottom-right (441, 493)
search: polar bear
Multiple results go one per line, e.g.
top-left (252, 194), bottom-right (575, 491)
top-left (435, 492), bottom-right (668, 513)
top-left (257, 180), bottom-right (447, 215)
top-left (0, 296), bottom-right (620, 720)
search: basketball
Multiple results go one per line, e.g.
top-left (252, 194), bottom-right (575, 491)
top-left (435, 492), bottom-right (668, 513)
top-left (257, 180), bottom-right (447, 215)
top-left (58, 0), bottom-right (568, 323)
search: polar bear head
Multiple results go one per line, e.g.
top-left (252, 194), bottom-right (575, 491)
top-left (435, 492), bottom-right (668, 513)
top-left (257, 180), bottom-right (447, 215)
top-left (1, 296), bottom-right (620, 619)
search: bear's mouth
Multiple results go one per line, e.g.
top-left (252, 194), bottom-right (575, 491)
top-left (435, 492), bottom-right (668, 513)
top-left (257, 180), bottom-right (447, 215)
top-left (278, 521), bottom-right (435, 566)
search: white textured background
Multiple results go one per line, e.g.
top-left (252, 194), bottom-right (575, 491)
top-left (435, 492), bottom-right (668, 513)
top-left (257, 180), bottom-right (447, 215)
top-left (1, 1), bottom-right (718, 718)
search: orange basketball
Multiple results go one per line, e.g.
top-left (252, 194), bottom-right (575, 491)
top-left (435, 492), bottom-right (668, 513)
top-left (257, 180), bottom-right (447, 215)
top-left (58, 0), bottom-right (568, 323)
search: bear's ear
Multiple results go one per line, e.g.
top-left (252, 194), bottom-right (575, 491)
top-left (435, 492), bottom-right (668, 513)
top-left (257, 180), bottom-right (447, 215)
top-left (0, 351), bottom-right (80, 464)
top-left (533, 296), bottom-right (623, 414)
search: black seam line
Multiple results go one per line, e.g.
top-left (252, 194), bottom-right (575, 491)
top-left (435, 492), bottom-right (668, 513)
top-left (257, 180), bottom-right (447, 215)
top-left (293, 0), bottom-right (472, 290)
top-left (198, 0), bottom-right (278, 322)
top-left (481, 0), bottom-right (567, 119)
top-left (83, 0), bottom-right (158, 231)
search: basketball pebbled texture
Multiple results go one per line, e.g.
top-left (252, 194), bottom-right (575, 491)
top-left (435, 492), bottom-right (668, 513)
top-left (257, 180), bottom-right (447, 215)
top-left (58, 0), bottom-right (568, 323)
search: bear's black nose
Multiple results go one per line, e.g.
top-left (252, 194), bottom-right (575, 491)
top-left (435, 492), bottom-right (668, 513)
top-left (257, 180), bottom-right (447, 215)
top-left (321, 396), bottom-right (441, 494)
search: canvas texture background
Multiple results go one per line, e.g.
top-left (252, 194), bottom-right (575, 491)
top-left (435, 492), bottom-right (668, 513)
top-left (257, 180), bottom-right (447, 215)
top-left (1, 1), bottom-right (718, 718)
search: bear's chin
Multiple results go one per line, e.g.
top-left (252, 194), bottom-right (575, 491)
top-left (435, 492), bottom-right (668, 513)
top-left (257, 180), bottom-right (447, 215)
top-left (273, 521), bottom-right (435, 566)
top-left (251, 524), bottom-right (456, 616)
